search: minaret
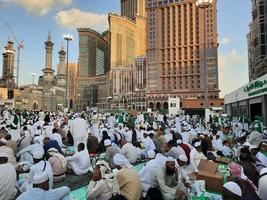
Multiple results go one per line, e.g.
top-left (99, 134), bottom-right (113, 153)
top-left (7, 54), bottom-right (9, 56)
top-left (2, 40), bottom-right (15, 89)
top-left (57, 42), bottom-right (66, 88)
top-left (42, 31), bottom-right (55, 91)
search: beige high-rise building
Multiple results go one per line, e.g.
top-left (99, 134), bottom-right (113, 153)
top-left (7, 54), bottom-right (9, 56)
top-left (146, 0), bottom-right (219, 109)
top-left (109, 14), bottom-right (147, 69)
top-left (121, 0), bottom-right (146, 19)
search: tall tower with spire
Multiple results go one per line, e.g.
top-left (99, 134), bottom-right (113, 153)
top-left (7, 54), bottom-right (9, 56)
top-left (42, 32), bottom-right (55, 92)
top-left (2, 40), bottom-right (15, 89)
top-left (57, 43), bottom-right (66, 88)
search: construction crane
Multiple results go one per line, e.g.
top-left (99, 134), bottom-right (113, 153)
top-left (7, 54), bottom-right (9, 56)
top-left (5, 23), bottom-right (24, 88)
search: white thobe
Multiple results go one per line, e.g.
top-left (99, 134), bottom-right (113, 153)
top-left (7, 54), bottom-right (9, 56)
top-left (143, 137), bottom-right (156, 155)
top-left (175, 117), bottom-right (182, 133)
top-left (71, 118), bottom-right (88, 151)
top-left (0, 163), bottom-right (17, 200)
top-left (181, 131), bottom-right (192, 143)
top-left (66, 149), bottom-right (92, 175)
top-left (51, 133), bottom-right (64, 147)
top-left (17, 143), bottom-right (44, 164)
top-left (86, 180), bottom-right (112, 200)
top-left (189, 148), bottom-right (207, 173)
top-left (212, 139), bottom-right (223, 151)
top-left (124, 130), bottom-right (132, 143)
top-left (0, 145), bottom-right (17, 165)
top-left (121, 143), bottom-right (138, 163)
top-left (165, 146), bottom-right (186, 159)
top-left (139, 154), bottom-right (167, 192)
top-left (256, 152), bottom-right (267, 167)
top-left (222, 146), bottom-right (232, 157)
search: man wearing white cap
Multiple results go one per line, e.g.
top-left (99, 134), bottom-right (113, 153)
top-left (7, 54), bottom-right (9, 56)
top-left (222, 181), bottom-right (242, 200)
top-left (17, 172), bottom-right (70, 200)
top-left (121, 139), bottom-right (138, 164)
top-left (152, 157), bottom-right (187, 200)
top-left (17, 127), bottom-right (32, 152)
top-left (176, 155), bottom-right (190, 182)
top-left (104, 139), bottom-right (121, 168)
top-left (113, 153), bottom-right (142, 200)
top-left (0, 138), bottom-right (17, 165)
top-left (189, 141), bottom-right (207, 173)
top-left (0, 153), bottom-right (17, 200)
top-left (28, 150), bottom-right (53, 189)
top-left (66, 143), bottom-right (92, 175)
top-left (47, 148), bottom-right (67, 182)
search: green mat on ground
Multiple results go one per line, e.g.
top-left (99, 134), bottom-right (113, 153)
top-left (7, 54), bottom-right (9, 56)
top-left (69, 162), bottom-right (146, 200)
top-left (69, 186), bottom-right (87, 200)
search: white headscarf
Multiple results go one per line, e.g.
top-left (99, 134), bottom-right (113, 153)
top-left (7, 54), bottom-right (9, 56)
top-left (223, 181), bottom-right (242, 197)
top-left (47, 148), bottom-right (67, 168)
top-left (113, 153), bottom-right (133, 168)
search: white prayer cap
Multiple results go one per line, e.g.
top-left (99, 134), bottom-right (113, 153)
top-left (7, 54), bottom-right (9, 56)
top-left (166, 157), bottom-right (175, 163)
top-left (223, 181), bottom-right (242, 197)
top-left (200, 134), bottom-right (205, 138)
top-left (0, 138), bottom-right (7, 145)
top-left (33, 172), bottom-right (49, 184)
top-left (113, 153), bottom-right (133, 168)
top-left (33, 151), bottom-right (44, 159)
top-left (249, 145), bottom-right (258, 150)
top-left (178, 155), bottom-right (188, 162)
top-left (147, 150), bottom-right (156, 159)
top-left (104, 139), bottom-right (111, 146)
top-left (47, 148), bottom-right (59, 154)
top-left (177, 139), bottom-right (182, 145)
top-left (125, 127), bottom-right (129, 131)
top-left (96, 160), bottom-right (111, 175)
top-left (194, 142), bottom-right (201, 147)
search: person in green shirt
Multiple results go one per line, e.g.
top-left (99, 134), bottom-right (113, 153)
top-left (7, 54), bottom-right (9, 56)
top-left (252, 116), bottom-right (264, 133)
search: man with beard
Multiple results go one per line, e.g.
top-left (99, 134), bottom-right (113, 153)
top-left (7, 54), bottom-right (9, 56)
top-left (152, 157), bottom-right (186, 200)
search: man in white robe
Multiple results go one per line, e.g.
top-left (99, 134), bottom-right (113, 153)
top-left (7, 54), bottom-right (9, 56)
top-left (189, 142), bottom-right (207, 173)
top-left (17, 171), bottom-right (70, 200)
top-left (71, 114), bottom-right (88, 151)
top-left (66, 143), bottom-right (92, 175)
top-left (0, 153), bottom-right (17, 200)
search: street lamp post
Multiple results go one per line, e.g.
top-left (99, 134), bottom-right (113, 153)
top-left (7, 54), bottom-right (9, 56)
top-left (196, 0), bottom-right (212, 109)
top-left (63, 34), bottom-right (73, 109)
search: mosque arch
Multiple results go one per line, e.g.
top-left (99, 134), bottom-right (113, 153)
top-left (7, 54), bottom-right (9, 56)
top-left (149, 102), bottom-right (154, 110)
top-left (163, 102), bottom-right (168, 110)
top-left (156, 102), bottom-right (161, 110)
